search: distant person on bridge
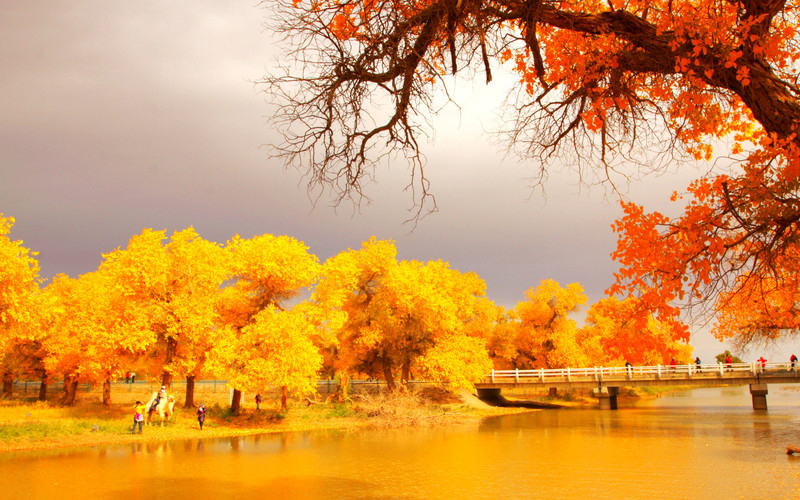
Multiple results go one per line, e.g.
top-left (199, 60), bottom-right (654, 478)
top-left (791, 354), bottom-right (798, 371)
top-left (725, 354), bottom-right (733, 371)
top-left (695, 357), bottom-right (701, 372)
top-left (670, 358), bottom-right (676, 371)
top-left (758, 357), bottom-right (767, 370)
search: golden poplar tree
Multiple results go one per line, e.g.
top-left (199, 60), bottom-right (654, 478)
top-left (314, 238), bottom-right (492, 394)
top-left (100, 227), bottom-right (229, 406)
top-left (579, 297), bottom-right (693, 366)
top-left (508, 279), bottom-right (589, 369)
top-left (0, 215), bottom-right (39, 397)
top-left (210, 234), bottom-right (321, 412)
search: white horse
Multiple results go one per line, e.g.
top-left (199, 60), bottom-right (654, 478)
top-left (144, 393), bottom-right (175, 426)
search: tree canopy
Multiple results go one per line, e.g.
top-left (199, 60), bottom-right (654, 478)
top-left (265, 0), bottom-right (800, 347)
top-left (1, 218), bottom-right (698, 406)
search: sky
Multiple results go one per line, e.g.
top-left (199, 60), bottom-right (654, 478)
top-left (2, 1), bottom-right (795, 362)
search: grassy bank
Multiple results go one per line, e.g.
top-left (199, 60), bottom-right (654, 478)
top-left (1, 382), bottom-right (698, 453)
top-left (0, 386), bottom-right (528, 453)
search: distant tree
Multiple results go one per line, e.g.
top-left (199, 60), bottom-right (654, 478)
top-left (715, 350), bottom-right (742, 364)
top-left (313, 238), bottom-right (493, 395)
top-left (580, 297), bottom-right (693, 366)
top-left (509, 279), bottom-right (589, 369)
top-left (484, 307), bottom-right (520, 370)
top-left (208, 303), bottom-right (322, 412)
top-left (0, 214), bottom-right (40, 398)
top-left (211, 234), bottom-right (321, 413)
top-left (43, 272), bottom-right (153, 406)
top-left (100, 227), bottom-right (230, 407)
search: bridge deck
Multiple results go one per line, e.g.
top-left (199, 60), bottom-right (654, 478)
top-left (475, 362), bottom-right (800, 390)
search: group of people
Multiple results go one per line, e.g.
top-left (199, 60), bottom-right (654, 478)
top-left (622, 354), bottom-right (800, 372)
top-left (131, 385), bottom-right (207, 434)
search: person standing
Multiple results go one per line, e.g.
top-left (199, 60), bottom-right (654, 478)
top-left (791, 354), bottom-right (798, 371)
top-left (255, 394), bottom-right (262, 411)
top-left (132, 400), bottom-right (146, 434)
top-left (695, 356), bottom-right (702, 372)
top-left (197, 403), bottom-right (207, 430)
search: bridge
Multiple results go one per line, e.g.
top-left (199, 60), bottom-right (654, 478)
top-left (474, 362), bottom-right (800, 410)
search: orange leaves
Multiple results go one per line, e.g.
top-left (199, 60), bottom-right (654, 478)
top-left (724, 50), bottom-right (743, 69)
top-left (612, 137), bottom-right (800, 347)
top-left (329, 5), bottom-right (358, 40)
top-left (581, 297), bottom-right (691, 365)
top-left (499, 280), bottom-right (589, 369)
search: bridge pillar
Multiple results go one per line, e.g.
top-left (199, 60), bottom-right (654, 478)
top-left (750, 384), bottom-right (768, 410)
top-left (593, 386), bottom-right (620, 410)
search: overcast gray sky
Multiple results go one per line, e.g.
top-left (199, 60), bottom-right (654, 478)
top-left (4, 0), bottom-right (791, 362)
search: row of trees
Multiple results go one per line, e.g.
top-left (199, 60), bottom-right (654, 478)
top-left (0, 215), bottom-right (690, 410)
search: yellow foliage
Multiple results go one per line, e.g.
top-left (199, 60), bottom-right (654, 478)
top-left (208, 304), bottom-right (322, 397)
top-left (314, 238), bottom-right (494, 389)
top-left (0, 214), bottom-right (40, 353)
top-left (510, 280), bottom-right (589, 369)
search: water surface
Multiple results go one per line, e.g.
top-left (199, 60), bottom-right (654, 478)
top-left (3, 385), bottom-right (800, 499)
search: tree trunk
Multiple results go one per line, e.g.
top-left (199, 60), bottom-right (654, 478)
top-left (37, 372), bottom-right (48, 402)
top-left (160, 373), bottom-right (172, 389)
top-left (60, 375), bottom-right (79, 406)
top-left (280, 385), bottom-right (288, 412)
top-left (160, 336), bottom-right (177, 389)
top-left (400, 360), bottom-right (411, 391)
top-left (230, 388), bottom-right (242, 414)
top-left (383, 358), bottom-right (396, 392)
top-left (333, 371), bottom-right (350, 403)
top-left (2, 371), bottom-right (13, 398)
top-left (102, 377), bottom-right (111, 406)
top-left (183, 375), bottom-right (195, 408)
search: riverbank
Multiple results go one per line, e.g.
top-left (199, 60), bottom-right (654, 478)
top-left (0, 383), bottom-right (695, 454)
top-left (0, 387), bottom-right (530, 454)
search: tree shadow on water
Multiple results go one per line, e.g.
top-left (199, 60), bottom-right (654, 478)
top-left (111, 476), bottom-right (415, 500)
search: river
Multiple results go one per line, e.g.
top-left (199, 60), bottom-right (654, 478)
top-left (2, 385), bottom-right (800, 499)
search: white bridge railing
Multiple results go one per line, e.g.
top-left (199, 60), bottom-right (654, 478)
top-left (484, 362), bottom-right (798, 384)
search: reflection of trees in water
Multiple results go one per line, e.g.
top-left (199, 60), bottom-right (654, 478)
top-left (127, 438), bottom-right (212, 456)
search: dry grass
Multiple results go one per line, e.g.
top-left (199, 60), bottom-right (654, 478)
top-left (350, 388), bottom-right (480, 427)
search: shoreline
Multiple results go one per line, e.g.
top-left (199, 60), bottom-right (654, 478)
top-left (0, 384), bottom-right (688, 454)
top-left (0, 395), bottom-right (531, 455)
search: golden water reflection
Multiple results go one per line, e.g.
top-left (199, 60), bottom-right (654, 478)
top-left (2, 386), bottom-right (800, 499)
